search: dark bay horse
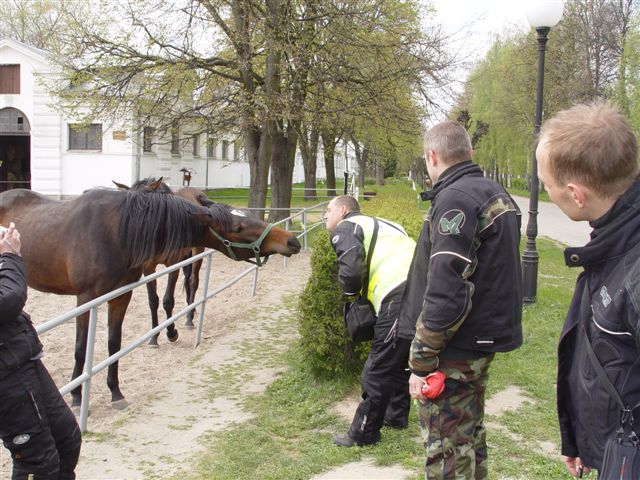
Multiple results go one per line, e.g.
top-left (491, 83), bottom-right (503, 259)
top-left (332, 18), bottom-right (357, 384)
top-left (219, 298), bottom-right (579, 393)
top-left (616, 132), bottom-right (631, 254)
top-left (0, 187), bottom-right (301, 407)
top-left (114, 178), bottom-right (285, 346)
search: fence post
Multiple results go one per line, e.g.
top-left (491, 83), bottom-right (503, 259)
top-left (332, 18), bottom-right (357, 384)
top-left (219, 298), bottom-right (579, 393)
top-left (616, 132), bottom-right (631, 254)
top-left (302, 209), bottom-right (308, 250)
top-left (251, 266), bottom-right (259, 296)
top-left (284, 219), bottom-right (292, 269)
top-left (79, 305), bottom-right (99, 432)
top-left (194, 253), bottom-right (213, 349)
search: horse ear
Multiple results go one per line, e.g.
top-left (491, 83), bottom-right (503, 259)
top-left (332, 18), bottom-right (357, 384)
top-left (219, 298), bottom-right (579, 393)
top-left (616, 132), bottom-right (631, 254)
top-left (196, 192), bottom-right (215, 207)
top-left (149, 177), bottom-right (164, 191)
top-left (113, 180), bottom-right (130, 190)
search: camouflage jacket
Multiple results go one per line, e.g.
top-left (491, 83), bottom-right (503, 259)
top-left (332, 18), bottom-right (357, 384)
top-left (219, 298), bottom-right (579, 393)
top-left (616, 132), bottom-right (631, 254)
top-left (401, 161), bottom-right (523, 376)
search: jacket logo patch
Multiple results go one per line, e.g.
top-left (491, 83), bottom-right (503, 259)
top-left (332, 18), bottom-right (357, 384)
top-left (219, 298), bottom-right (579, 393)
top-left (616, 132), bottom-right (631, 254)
top-left (600, 285), bottom-right (612, 307)
top-left (13, 434), bottom-right (30, 445)
top-left (438, 210), bottom-right (465, 236)
top-left (332, 235), bottom-right (340, 244)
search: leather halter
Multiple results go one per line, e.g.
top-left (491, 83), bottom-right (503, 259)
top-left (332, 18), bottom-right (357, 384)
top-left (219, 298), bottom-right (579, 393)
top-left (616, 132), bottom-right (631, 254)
top-left (207, 223), bottom-right (276, 266)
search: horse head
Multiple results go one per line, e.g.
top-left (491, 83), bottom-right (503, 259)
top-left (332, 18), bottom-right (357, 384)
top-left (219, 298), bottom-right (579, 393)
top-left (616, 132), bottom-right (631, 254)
top-left (202, 204), bottom-right (301, 265)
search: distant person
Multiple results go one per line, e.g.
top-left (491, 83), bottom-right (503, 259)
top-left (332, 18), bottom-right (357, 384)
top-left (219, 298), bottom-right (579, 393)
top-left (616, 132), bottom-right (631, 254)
top-left (324, 195), bottom-right (416, 447)
top-left (403, 121), bottom-right (523, 479)
top-left (0, 222), bottom-right (82, 479)
top-left (536, 101), bottom-right (640, 477)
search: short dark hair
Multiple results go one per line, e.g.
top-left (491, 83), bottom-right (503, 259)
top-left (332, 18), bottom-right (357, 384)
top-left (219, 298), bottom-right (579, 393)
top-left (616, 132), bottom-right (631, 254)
top-left (424, 121), bottom-right (472, 164)
top-left (332, 195), bottom-right (360, 213)
top-left (540, 101), bottom-right (638, 197)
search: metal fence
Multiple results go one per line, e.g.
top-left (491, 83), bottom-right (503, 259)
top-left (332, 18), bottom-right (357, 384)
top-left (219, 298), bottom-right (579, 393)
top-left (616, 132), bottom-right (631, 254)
top-left (35, 201), bottom-right (329, 431)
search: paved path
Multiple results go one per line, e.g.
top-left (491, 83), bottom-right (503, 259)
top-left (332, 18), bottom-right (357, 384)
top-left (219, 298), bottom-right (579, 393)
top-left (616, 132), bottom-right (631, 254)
top-left (513, 195), bottom-right (591, 247)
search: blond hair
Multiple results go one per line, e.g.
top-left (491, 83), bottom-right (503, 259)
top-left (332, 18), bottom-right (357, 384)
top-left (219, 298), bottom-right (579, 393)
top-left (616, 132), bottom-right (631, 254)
top-left (540, 101), bottom-right (638, 197)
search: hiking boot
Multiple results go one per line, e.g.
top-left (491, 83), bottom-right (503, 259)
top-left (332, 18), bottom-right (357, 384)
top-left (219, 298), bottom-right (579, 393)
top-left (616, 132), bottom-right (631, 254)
top-left (332, 433), bottom-right (357, 447)
top-left (383, 417), bottom-right (408, 430)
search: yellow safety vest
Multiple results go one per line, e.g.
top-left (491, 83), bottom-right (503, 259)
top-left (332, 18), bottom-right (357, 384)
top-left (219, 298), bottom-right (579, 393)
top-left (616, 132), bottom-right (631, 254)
top-left (340, 215), bottom-right (416, 313)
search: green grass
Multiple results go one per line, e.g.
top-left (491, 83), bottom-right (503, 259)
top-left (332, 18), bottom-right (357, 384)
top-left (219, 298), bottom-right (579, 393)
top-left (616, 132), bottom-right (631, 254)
top-left (173, 235), bottom-right (580, 479)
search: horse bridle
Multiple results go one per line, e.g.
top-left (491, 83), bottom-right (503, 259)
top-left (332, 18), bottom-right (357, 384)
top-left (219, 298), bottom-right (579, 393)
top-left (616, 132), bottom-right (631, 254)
top-left (208, 223), bottom-right (276, 267)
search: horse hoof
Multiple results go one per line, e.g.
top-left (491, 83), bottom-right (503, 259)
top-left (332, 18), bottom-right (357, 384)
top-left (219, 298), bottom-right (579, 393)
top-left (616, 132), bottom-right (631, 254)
top-left (167, 330), bottom-right (179, 343)
top-left (147, 338), bottom-right (159, 348)
top-left (111, 399), bottom-right (129, 410)
top-left (184, 322), bottom-right (194, 330)
top-left (147, 342), bottom-right (159, 349)
top-left (71, 405), bottom-right (81, 417)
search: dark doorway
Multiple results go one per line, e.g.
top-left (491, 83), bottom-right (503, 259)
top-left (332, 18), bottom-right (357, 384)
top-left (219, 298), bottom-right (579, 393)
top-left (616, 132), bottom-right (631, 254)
top-left (0, 108), bottom-right (31, 192)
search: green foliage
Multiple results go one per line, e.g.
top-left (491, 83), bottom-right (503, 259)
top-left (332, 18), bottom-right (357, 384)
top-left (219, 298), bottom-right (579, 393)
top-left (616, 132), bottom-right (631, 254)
top-left (298, 182), bottom-right (423, 377)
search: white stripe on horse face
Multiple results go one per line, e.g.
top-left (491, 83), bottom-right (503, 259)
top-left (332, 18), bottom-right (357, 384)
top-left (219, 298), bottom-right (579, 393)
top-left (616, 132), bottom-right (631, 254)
top-left (230, 209), bottom-right (247, 217)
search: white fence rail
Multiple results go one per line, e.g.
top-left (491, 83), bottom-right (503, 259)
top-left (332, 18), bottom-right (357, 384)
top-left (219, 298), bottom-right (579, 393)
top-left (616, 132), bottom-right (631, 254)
top-left (35, 201), bottom-right (329, 431)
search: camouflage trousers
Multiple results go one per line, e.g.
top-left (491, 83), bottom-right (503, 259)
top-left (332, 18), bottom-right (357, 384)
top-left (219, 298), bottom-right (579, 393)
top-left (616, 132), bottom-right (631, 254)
top-left (418, 354), bottom-right (494, 480)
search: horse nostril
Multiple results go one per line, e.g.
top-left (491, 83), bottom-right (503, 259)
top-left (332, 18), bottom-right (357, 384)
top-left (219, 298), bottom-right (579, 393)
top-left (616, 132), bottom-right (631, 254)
top-left (288, 236), bottom-right (301, 252)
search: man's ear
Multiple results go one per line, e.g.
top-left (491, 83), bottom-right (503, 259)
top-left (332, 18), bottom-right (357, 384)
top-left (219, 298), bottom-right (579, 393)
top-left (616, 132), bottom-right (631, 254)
top-left (567, 183), bottom-right (587, 208)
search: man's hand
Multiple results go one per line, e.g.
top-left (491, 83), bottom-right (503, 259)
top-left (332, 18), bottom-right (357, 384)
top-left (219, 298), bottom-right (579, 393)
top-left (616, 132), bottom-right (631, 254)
top-left (562, 456), bottom-right (590, 477)
top-left (409, 373), bottom-right (427, 400)
top-left (0, 222), bottom-right (21, 256)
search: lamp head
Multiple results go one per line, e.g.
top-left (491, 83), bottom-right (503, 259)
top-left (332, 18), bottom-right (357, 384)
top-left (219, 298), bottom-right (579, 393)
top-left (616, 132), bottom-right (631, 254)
top-left (525, 0), bottom-right (565, 28)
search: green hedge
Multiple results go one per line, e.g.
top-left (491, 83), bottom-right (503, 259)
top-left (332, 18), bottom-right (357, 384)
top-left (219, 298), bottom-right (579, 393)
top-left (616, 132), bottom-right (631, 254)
top-left (298, 184), bottom-right (424, 377)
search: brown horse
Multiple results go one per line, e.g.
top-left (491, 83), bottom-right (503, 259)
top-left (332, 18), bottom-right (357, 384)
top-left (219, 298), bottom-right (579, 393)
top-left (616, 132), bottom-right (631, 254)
top-left (114, 178), bottom-right (273, 346)
top-left (0, 187), bottom-right (301, 407)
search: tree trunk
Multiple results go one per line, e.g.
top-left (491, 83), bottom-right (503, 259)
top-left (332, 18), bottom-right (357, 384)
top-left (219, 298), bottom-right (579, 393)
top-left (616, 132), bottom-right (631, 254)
top-left (269, 122), bottom-right (299, 223)
top-left (245, 125), bottom-right (270, 220)
top-left (375, 160), bottom-right (384, 185)
top-left (321, 129), bottom-right (336, 197)
top-left (352, 138), bottom-right (365, 191)
top-left (300, 124), bottom-right (318, 200)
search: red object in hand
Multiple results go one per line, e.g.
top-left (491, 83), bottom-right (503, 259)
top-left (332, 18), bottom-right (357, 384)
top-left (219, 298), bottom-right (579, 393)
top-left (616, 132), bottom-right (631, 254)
top-left (421, 371), bottom-right (446, 399)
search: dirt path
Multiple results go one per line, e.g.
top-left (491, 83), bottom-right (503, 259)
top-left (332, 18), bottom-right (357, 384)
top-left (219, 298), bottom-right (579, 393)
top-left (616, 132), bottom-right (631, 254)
top-left (0, 251), bottom-right (311, 479)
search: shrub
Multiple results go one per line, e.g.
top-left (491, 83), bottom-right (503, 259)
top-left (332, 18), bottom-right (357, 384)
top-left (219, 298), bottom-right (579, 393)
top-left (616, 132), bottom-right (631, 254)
top-left (298, 183), bottom-right (424, 377)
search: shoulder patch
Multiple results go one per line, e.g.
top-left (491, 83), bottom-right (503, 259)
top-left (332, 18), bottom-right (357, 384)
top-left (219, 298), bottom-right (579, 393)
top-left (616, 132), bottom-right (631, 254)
top-left (332, 235), bottom-right (340, 244)
top-left (438, 209), bottom-right (465, 236)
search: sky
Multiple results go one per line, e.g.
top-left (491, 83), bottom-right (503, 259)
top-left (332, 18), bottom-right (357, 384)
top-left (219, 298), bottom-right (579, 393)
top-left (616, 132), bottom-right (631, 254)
top-left (424, 0), bottom-right (535, 119)
top-left (432, 0), bottom-right (531, 56)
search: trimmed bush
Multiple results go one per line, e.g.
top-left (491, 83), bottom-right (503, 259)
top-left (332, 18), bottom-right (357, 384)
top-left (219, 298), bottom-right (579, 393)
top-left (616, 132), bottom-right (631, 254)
top-left (298, 183), bottom-right (424, 377)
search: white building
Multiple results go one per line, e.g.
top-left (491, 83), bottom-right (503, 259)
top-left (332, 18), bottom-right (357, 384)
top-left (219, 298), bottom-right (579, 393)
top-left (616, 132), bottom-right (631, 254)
top-left (0, 37), bottom-right (355, 197)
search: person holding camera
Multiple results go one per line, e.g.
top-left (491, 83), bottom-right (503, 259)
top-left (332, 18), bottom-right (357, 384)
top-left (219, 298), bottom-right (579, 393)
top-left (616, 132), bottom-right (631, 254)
top-left (0, 222), bottom-right (82, 479)
top-left (324, 195), bottom-right (416, 447)
top-left (537, 102), bottom-right (640, 478)
top-left (403, 121), bottom-right (523, 479)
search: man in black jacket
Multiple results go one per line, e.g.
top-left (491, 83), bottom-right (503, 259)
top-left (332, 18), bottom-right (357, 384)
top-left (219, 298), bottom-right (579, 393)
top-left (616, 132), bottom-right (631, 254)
top-left (404, 121), bottom-right (523, 479)
top-left (536, 102), bottom-right (640, 477)
top-left (324, 196), bottom-right (416, 447)
top-left (0, 222), bottom-right (81, 479)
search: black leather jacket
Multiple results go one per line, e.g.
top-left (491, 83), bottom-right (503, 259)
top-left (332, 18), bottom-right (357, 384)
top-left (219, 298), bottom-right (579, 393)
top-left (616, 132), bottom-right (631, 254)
top-left (0, 253), bottom-right (42, 379)
top-left (402, 161), bottom-right (523, 375)
top-left (558, 176), bottom-right (640, 470)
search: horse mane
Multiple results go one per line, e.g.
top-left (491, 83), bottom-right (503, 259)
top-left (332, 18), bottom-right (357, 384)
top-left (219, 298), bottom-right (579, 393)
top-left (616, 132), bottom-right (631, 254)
top-left (118, 189), bottom-right (200, 268)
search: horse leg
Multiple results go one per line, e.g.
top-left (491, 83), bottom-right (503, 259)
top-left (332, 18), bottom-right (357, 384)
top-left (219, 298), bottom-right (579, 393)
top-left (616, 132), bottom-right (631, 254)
top-left (146, 278), bottom-right (161, 347)
top-left (107, 292), bottom-right (133, 407)
top-left (163, 270), bottom-right (180, 342)
top-left (184, 257), bottom-right (203, 328)
top-left (71, 309), bottom-right (90, 408)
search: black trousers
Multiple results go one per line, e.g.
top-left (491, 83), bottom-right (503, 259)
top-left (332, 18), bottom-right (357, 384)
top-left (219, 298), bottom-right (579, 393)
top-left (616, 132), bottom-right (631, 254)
top-left (0, 360), bottom-right (81, 480)
top-left (348, 287), bottom-right (412, 444)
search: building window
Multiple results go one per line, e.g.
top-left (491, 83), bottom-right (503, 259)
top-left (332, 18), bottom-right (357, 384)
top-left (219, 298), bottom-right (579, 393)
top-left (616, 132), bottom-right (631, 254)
top-left (0, 65), bottom-right (20, 94)
top-left (207, 137), bottom-right (217, 158)
top-left (234, 140), bottom-right (241, 161)
top-left (68, 123), bottom-right (102, 150)
top-left (143, 127), bottom-right (154, 152)
top-left (171, 123), bottom-right (180, 155)
top-left (0, 108), bottom-right (30, 134)
top-left (192, 134), bottom-right (199, 156)
top-left (222, 140), bottom-right (229, 161)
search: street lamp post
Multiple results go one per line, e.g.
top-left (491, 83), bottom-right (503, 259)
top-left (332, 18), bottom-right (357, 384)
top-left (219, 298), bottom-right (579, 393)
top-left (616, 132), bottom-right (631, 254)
top-left (522, 1), bottom-right (565, 304)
